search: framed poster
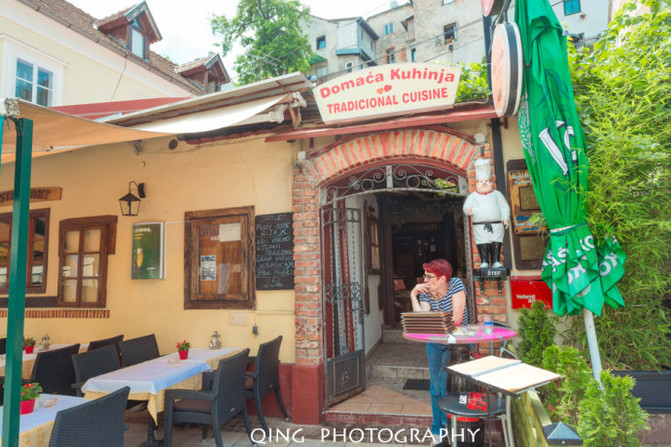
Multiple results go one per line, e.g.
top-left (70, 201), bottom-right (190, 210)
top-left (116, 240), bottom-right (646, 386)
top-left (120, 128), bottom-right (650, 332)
top-left (131, 222), bottom-right (165, 279)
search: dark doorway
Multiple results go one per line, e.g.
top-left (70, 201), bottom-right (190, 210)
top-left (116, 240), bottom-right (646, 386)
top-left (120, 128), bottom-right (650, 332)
top-left (379, 192), bottom-right (467, 327)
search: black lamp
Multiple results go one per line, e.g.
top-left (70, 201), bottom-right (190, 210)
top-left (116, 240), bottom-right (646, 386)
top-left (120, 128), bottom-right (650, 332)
top-left (119, 181), bottom-right (145, 216)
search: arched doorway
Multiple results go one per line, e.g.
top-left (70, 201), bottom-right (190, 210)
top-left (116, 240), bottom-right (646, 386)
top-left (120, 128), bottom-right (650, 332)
top-left (292, 128), bottom-right (480, 406)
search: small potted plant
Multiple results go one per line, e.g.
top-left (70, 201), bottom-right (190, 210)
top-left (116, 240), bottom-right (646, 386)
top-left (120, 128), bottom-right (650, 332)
top-left (20, 382), bottom-right (42, 414)
top-left (176, 340), bottom-right (191, 360)
top-left (23, 337), bottom-right (36, 354)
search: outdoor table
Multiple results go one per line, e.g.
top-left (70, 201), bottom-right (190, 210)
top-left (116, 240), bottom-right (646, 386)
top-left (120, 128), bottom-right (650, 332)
top-left (447, 355), bottom-right (561, 447)
top-left (402, 326), bottom-right (517, 353)
top-left (82, 346), bottom-right (243, 447)
top-left (0, 394), bottom-right (87, 447)
top-left (0, 344), bottom-right (85, 380)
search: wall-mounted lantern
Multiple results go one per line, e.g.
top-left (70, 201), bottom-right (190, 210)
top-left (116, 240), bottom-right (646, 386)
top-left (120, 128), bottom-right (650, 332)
top-left (119, 181), bottom-right (145, 216)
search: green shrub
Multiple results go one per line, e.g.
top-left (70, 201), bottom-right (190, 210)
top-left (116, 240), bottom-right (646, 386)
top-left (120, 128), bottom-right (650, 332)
top-left (517, 300), bottom-right (558, 367)
top-left (578, 371), bottom-right (649, 446)
top-left (541, 345), bottom-right (593, 427)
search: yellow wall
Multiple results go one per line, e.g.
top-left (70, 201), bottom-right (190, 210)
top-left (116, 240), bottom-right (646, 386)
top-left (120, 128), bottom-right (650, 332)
top-left (0, 135), bottom-right (297, 362)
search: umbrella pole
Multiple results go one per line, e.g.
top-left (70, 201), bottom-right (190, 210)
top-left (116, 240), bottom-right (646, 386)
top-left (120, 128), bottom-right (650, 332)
top-left (583, 309), bottom-right (603, 384)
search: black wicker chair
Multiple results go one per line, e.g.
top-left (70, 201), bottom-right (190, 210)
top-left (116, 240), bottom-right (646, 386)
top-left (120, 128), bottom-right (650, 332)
top-left (0, 337), bottom-right (6, 355)
top-left (48, 386), bottom-right (130, 447)
top-left (164, 348), bottom-right (253, 447)
top-left (245, 336), bottom-right (289, 435)
top-left (87, 334), bottom-right (123, 356)
top-left (71, 344), bottom-right (121, 396)
top-left (30, 344), bottom-right (80, 395)
top-left (118, 334), bottom-right (159, 367)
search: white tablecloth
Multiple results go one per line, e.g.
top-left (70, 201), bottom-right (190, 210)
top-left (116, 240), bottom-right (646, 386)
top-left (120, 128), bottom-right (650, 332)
top-left (82, 356), bottom-right (211, 396)
top-left (0, 394), bottom-right (87, 447)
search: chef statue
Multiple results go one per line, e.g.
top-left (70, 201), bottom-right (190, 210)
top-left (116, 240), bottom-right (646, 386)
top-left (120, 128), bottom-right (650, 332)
top-left (463, 158), bottom-right (511, 269)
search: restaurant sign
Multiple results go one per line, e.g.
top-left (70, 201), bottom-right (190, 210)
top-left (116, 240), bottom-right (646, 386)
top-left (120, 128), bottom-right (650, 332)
top-left (313, 63), bottom-right (462, 124)
top-left (0, 187), bottom-right (61, 206)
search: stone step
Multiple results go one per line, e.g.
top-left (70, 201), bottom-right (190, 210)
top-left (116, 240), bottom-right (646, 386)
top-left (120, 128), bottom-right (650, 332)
top-left (368, 364), bottom-right (430, 381)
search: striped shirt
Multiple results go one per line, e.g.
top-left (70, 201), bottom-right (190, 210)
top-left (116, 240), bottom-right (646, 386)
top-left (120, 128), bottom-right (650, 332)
top-left (418, 277), bottom-right (468, 326)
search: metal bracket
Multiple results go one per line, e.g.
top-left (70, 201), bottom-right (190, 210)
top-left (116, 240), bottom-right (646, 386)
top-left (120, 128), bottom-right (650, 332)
top-left (474, 267), bottom-right (510, 294)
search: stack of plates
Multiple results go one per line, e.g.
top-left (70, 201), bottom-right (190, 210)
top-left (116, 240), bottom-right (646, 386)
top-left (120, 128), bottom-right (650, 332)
top-left (401, 311), bottom-right (455, 335)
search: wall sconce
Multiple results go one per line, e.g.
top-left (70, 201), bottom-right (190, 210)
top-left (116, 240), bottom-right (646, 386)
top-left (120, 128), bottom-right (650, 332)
top-left (119, 181), bottom-right (145, 216)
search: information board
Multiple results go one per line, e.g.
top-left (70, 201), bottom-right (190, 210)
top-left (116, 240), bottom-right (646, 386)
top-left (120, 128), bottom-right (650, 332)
top-left (255, 213), bottom-right (294, 290)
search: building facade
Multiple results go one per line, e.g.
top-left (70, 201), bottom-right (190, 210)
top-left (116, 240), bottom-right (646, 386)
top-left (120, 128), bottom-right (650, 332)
top-left (0, 0), bottom-right (230, 107)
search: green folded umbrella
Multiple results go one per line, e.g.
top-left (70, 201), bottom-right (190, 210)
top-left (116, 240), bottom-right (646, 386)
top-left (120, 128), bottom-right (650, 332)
top-left (514, 0), bottom-right (626, 378)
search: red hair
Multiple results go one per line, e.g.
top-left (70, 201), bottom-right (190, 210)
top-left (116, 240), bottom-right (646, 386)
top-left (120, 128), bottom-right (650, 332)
top-left (423, 259), bottom-right (453, 281)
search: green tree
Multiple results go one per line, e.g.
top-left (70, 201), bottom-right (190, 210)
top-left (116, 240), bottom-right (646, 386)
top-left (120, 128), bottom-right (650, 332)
top-left (211, 0), bottom-right (313, 85)
top-left (567, 0), bottom-right (671, 370)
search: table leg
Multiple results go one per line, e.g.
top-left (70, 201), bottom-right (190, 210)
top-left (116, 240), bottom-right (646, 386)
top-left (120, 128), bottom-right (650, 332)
top-left (140, 417), bottom-right (163, 447)
top-left (504, 395), bottom-right (515, 447)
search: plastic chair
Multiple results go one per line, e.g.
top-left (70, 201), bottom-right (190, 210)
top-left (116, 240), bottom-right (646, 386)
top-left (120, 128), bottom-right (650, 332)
top-left (88, 334), bottom-right (123, 356)
top-left (31, 344), bottom-right (81, 395)
top-left (118, 334), bottom-right (159, 367)
top-left (438, 391), bottom-right (508, 447)
top-left (246, 335), bottom-right (289, 435)
top-left (71, 344), bottom-right (121, 396)
top-left (48, 386), bottom-right (130, 447)
top-left (164, 348), bottom-right (253, 447)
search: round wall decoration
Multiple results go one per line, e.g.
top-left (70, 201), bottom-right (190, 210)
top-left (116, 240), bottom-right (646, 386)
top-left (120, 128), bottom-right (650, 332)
top-left (491, 22), bottom-right (523, 117)
top-left (481, 0), bottom-right (504, 16)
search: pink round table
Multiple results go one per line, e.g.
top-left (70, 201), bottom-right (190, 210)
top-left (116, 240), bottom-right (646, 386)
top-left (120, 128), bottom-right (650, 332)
top-left (402, 326), bottom-right (517, 352)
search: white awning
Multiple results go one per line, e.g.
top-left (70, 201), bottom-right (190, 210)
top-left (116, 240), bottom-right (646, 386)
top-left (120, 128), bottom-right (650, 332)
top-left (1, 98), bottom-right (174, 163)
top-left (133, 94), bottom-right (293, 134)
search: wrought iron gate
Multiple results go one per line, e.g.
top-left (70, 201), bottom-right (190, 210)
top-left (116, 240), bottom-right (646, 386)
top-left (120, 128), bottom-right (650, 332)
top-left (321, 205), bottom-right (366, 406)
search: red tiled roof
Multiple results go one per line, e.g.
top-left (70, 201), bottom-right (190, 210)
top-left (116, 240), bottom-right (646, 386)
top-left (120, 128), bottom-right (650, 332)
top-left (18, 0), bottom-right (205, 95)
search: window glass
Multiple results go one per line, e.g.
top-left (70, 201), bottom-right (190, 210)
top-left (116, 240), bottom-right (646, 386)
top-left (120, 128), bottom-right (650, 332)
top-left (61, 279), bottom-right (77, 303)
top-left (0, 209), bottom-right (49, 293)
top-left (84, 229), bottom-right (101, 252)
top-left (65, 230), bottom-right (79, 253)
top-left (384, 23), bottom-right (394, 35)
top-left (564, 0), bottom-right (581, 15)
top-left (131, 28), bottom-right (146, 58)
top-left (82, 279), bottom-right (99, 303)
top-left (444, 24), bottom-right (457, 44)
top-left (411, 48), bottom-right (417, 62)
top-left (316, 36), bottom-right (326, 50)
top-left (36, 68), bottom-right (52, 106)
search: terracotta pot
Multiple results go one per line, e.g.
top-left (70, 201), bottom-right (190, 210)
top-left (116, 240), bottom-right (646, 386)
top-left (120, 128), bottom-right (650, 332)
top-left (178, 350), bottom-right (188, 360)
top-left (20, 399), bottom-right (35, 415)
top-left (24, 346), bottom-right (34, 354)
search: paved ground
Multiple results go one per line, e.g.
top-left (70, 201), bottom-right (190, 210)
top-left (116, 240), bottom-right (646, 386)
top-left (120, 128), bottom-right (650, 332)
top-left (122, 406), bottom-right (451, 446)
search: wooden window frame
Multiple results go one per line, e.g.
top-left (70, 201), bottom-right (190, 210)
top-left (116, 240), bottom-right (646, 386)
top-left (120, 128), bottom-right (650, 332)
top-left (506, 160), bottom-right (548, 270)
top-left (365, 207), bottom-right (381, 275)
top-left (0, 208), bottom-right (50, 294)
top-left (57, 215), bottom-right (117, 308)
top-left (184, 206), bottom-right (255, 310)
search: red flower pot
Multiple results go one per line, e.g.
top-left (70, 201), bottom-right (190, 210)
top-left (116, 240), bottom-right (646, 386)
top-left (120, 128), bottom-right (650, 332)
top-left (20, 399), bottom-right (35, 415)
top-left (24, 346), bottom-right (34, 354)
top-left (178, 350), bottom-right (188, 360)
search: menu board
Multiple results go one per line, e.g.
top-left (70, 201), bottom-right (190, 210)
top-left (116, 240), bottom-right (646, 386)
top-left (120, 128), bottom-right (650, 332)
top-left (255, 213), bottom-right (294, 290)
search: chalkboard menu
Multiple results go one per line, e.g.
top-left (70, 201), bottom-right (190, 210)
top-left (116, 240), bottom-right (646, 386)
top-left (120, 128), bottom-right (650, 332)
top-left (255, 213), bottom-right (294, 290)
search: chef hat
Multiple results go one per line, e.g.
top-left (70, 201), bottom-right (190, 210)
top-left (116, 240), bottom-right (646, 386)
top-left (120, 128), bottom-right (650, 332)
top-left (474, 158), bottom-right (492, 181)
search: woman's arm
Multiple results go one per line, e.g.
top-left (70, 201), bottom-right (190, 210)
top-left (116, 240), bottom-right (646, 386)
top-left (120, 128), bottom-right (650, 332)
top-left (410, 283), bottom-right (431, 311)
top-left (451, 290), bottom-right (467, 326)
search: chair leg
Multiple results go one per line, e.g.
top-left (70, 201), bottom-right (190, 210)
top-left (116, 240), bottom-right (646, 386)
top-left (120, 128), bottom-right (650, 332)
top-left (254, 390), bottom-right (269, 435)
top-left (163, 405), bottom-right (173, 447)
top-left (201, 424), bottom-right (208, 441)
top-left (242, 407), bottom-right (254, 441)
top-left (274, 387), bottom-right (289, 421)
top-left (212, 422), bottom-right (224, 447)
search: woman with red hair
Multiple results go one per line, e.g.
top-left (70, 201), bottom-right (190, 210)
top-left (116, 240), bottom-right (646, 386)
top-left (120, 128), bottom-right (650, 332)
top-left (409, 258), bottom-right (467, 441)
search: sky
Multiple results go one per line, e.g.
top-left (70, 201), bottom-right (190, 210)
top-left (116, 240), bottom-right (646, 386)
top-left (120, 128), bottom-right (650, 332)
top-left (67, 0), bottom-right (394, 81)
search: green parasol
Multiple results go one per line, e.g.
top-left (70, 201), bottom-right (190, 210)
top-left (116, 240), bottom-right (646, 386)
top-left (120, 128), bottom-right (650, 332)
top-left (514, 0), bottom-right (626, 379)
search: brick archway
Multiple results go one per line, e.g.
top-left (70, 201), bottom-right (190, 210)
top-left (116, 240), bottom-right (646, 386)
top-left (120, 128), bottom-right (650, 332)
top-left (290, 128), bottom-right (480, 424)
